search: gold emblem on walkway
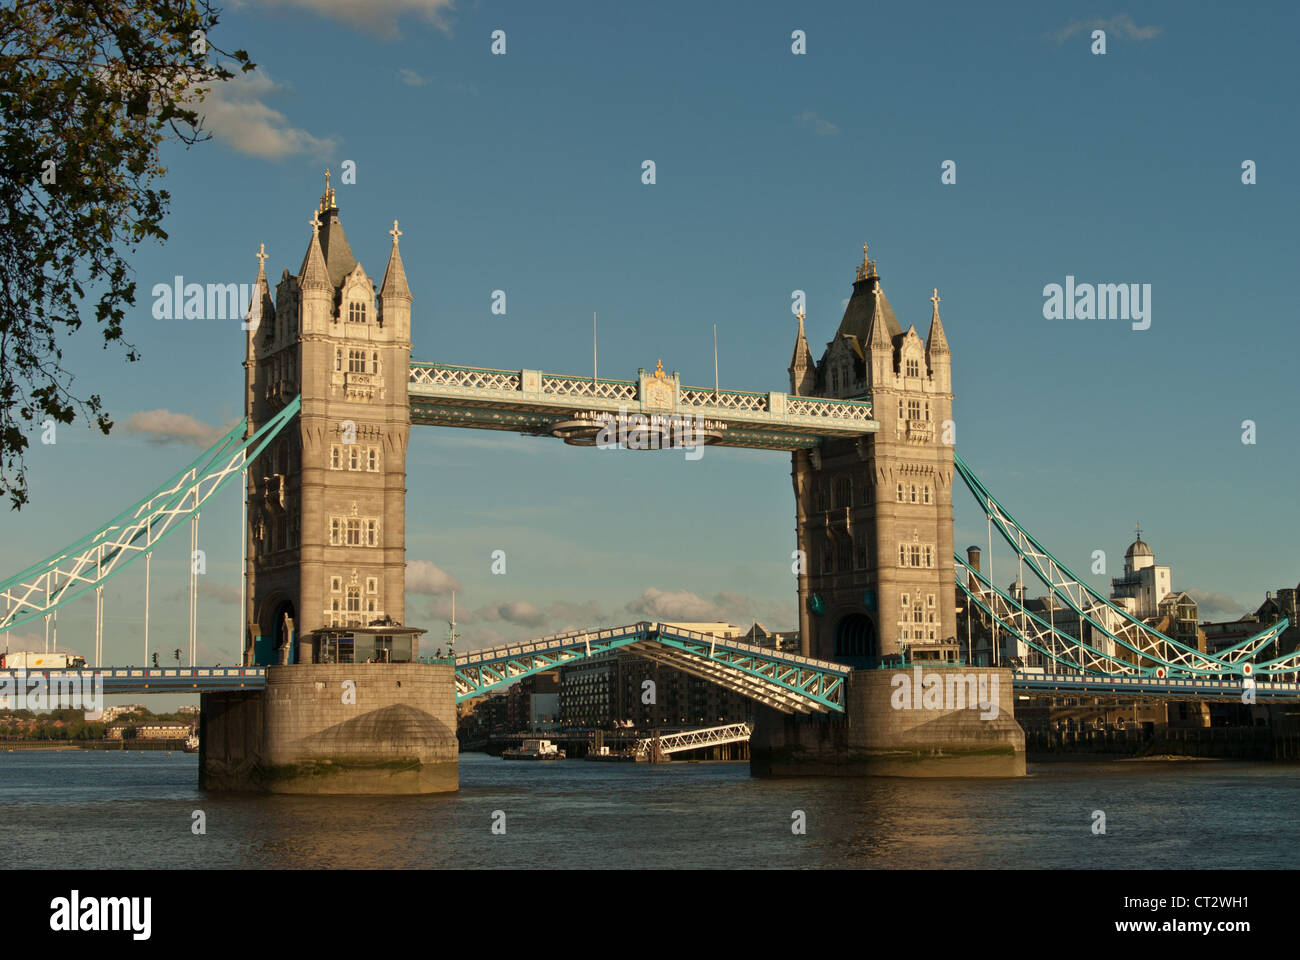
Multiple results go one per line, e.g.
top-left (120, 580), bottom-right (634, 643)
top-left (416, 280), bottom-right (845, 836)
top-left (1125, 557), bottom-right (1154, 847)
top-left (643, 359), bottom-right (673, 409)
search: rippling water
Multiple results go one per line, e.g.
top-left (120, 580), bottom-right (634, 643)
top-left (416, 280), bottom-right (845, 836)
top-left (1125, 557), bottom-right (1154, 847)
top-left (1, 751), bottom-right (1296, 869)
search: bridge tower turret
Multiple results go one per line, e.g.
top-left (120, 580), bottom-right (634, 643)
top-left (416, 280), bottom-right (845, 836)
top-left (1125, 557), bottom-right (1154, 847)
top-left (791, 246), bottom-right (956, 666)
top-left (242, 177), bottom-right (416, 665)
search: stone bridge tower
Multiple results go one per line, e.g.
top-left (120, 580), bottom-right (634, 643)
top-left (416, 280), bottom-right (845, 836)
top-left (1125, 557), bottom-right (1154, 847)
top-left (243, 177), bottom-right (415, 665)
top-left (789, 246), bottom-right (956, 665)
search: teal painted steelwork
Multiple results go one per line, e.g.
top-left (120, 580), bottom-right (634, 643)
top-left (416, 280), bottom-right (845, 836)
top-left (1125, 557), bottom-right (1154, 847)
top-left (652, 625), bottom-right (847, 712)
top-left (955, 552), bottom-right (1290, 679)
top-left (455, 622), bottom-right (849, 713)
top-left (0, 398), bottom-right (302, 634)
top-left (956, 557), bottom-right (1164, 675)
top-left (952, 451), bottom-right (1259, 675)
top-left (454, 625), bottom-right (646, 700)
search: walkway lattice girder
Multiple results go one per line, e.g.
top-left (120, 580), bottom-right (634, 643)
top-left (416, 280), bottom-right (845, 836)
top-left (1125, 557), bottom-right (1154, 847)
top-left (634, 722), bottom-right (753, 756)
top-left (408, 361), bottom-right (877, 451)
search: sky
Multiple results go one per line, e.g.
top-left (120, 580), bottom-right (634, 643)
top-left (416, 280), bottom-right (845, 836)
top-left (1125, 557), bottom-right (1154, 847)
top-left (3, 0), bottom-right (1299, 700)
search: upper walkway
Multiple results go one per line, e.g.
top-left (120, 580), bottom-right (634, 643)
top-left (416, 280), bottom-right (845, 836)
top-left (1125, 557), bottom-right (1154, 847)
top-left (408, 361), bottom-right (877, 450)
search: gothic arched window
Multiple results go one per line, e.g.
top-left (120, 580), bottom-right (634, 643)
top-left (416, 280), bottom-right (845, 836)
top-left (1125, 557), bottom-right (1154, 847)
top-left (348, 301), bottom-right (367, 324)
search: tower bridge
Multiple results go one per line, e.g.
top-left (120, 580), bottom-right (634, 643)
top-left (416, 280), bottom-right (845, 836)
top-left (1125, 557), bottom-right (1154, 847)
top-left (1, 180), bottom-right (1292, 791)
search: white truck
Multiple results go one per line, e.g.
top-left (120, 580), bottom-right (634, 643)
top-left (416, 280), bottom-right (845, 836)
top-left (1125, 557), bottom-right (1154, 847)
top-left (0, 651), bottom-right (87, 669)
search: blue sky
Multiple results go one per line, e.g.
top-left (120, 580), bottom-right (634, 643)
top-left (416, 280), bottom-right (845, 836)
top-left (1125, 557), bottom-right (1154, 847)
top-left (4, 0), bottom-right (1299, 689)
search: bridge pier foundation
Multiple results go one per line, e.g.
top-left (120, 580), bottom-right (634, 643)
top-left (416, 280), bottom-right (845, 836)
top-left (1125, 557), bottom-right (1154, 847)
top-left (750, 667), bottom-right (1025, 778)
top-left (199, 663), bottom-right (458, 794)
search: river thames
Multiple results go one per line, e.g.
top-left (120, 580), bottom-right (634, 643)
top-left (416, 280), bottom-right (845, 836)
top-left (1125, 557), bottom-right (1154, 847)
top-left (2, 751), bottom-right (1296, 869)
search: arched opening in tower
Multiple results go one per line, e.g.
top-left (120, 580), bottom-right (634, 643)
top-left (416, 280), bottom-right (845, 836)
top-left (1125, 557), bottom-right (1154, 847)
top-left (833, 613), bottom-right (877, 664)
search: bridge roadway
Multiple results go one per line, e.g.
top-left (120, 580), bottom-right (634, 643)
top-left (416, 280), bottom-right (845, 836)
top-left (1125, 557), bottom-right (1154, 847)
top-left (5, 664), bottom-right (1295, 703)
top-left (0, 666), bottom-right (265, 695)
top-left (1011, 670), bottom-right (1300, 702)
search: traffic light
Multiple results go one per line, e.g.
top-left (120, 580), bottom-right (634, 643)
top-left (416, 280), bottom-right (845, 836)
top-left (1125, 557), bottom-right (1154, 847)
top-left (152, 652), bottom-right (159, 668)
top-left (174, 648), bottom-right (181, 663)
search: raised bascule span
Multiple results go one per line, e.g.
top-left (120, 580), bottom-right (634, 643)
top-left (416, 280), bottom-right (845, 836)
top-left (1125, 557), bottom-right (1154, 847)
top-left (454, 623), bottom-right (850, 713)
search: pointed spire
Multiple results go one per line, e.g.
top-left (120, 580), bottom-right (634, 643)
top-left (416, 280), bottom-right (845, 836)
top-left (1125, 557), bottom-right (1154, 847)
top-left (867, 284), bottom-right (892, 351)
top-left (925, 287), bottom-right (950, 357)
top-left (299, 209), bottom-right (330, 290)
top-left (788, 309), bottom-right (815, 395)
top-left (320, 168), bottom-right (336, 213)
top-left (247, 242), bottom-right (275, 340)
top-left (380, 218), bottom-right (411, 301)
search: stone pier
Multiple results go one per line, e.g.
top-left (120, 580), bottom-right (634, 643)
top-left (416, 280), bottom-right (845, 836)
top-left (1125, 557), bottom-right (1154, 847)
top-left (751, 667), bottom-right (1025, 778)
top-left (199, 663), bottom-right (458, 794)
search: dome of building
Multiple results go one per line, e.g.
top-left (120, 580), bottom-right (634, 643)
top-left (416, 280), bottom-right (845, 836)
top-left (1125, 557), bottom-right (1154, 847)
top-left (1125, 538), bottom-right (1154, 561)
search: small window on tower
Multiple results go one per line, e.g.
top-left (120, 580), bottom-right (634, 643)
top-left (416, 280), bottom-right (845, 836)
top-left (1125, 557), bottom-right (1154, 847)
top-left (896, 483), bottom-right (904, 502)
top-left (349, 446), bottom-right (360, 470)
top-left (906, 358), bottom-right (920, 378)
top-left (923, 485), bottom-right (932, 505)
top-left (366, 577), bottom-right (378, 594)
top-left (335, 348), bottom-right (342, 372)
top-left (371, 351), bottom-right (380, 375)
top-left (909, 484), bottom-right (918, 503)
top-left (348, 301), bottom-right (367, 324)
top-left (330, 445), bottom-right (341, 470)
top-left (331, 577), bottom-right (342, 593)
top-left (367, 448), bottom-right (379, 472)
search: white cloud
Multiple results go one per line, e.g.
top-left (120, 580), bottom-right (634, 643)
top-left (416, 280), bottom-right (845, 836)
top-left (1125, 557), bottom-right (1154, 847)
top-left (626, 587), bottom-right (726, 622)
top-left (795, 110), bottom-right (839, 136)
top-left (399, 68), bottom-right (431, 87)
top-left (125, 409), bottom-right (232, 448)
top-left (475, 600), bottom-right (547, 627)
top-left (1052, 14), bottom-right (1161, 44)
top-left (254, 0), bottom-right (457, 38)
top-left (1185, 588), bottom-right (1246, 620)
top-left (406, 560), bottom-right (461, 596)
top-left (193, 71), bottom-right (337, 160)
